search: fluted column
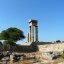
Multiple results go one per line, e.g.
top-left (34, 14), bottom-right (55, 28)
top-left (29, 26), bottom-right (31, 42)
top-left (28, 33), bottom-right (29, 42)
top-left (31, 26), bottom-right (34, 42)
top-left (35, 26), bottom-right (38, 42)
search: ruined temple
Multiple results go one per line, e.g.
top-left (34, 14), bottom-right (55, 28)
top-left (0, 19), bottom-right (64, 60)
top-left (28, 19), bottom-right (38, 43)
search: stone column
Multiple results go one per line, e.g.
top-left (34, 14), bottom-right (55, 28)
top-left (29, 26), bottom-right (31, 42)
top-left (35, 26), bottom-right (38, 42)
top-left (28, 33), bottom-right (29, 42)
top-left (31, 26), bottom-right (34, 42)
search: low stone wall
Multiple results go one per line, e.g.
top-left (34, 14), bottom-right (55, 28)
top-left (38, 43), bottom-right (64, 59)
top-left (38, 43), bottom-right (64, 52)
top-left (0, 43), bottom-right (38, 53)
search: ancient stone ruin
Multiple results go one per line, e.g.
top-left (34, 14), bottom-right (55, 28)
top-left (28, 19), bottom-right (38, 43)
top-left (0, 19), bottom-right (64, 61)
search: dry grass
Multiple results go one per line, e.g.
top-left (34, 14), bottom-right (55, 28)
top-left (6, 57), bottom-right (64, 64)
top-left (7, 60), bottom-right (33, 64)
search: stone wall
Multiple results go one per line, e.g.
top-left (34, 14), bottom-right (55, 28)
top-left (37, 43), bottom-right (64, 59)
top-left (38, 43), bottom-right (64, 52)
top-left (0, 43), bottom-right (38, 53)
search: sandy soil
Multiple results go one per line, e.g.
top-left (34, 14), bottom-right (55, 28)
top-left (5, 57), bottom-right (64, 64)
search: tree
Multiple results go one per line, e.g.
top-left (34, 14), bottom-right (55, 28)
top-left (3, 40), bottom-right (16, 45)
top-left (0, 27), bottom-right (25, 45)
top-left (56, 40), bottom-right (61, 43)
top-left (0, 30), bottom-right (9, 40)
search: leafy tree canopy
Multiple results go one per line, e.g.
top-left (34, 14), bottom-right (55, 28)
top-left (56, 40), bottom-right (61, 43)
top-left (0, 27), bottom-right (25, 42)
top-left (3, 40), bottom-right (16, 45)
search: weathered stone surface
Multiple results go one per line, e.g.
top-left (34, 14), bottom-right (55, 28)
top-left (38, 43), bottom-right (64, 59)
top-left (1, 57), bottom-right (9, 61)
top-left (38, 43), bottom-right (64, 52)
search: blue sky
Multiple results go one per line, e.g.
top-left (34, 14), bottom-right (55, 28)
top-left (0, 0), bottom-right (64, 44)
